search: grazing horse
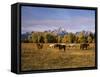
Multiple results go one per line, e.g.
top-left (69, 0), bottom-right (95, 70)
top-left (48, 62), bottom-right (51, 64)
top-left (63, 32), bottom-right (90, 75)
top-left (80, 43), bottom-right (89, 50)
top-left (36, 43), bottom-right (43, 49)
top-left (49, 44), bottom-right (55, 48)
top-left (67, 44), bottom-right (76, 48)
top-left (54, 44), bottom-right (66, 51)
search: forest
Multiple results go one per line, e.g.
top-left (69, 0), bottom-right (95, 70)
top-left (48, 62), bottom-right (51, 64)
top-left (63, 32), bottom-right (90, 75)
top-left (21, 31), bottom-right (95, 44)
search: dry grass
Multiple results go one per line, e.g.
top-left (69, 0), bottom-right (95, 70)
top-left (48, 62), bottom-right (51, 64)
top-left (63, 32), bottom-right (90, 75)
top-left (21, 43), bottom-right (95, 71)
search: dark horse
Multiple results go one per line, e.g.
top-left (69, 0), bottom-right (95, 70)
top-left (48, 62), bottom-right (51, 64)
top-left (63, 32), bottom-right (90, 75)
top-left (54, 44), bottom-right (66, 51)
top-left (36, 43), bottom-right (43, 49)
top-left (80, 43), bottom-right (89, 50)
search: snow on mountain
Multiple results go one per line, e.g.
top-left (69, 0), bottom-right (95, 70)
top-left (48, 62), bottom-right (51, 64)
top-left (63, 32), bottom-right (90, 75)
top-left (51, 27), bottom-right (67, 36)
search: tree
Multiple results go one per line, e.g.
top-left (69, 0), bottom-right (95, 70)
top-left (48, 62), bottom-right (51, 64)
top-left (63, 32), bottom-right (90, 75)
top-left (62, 35), bottom-right (68, 43)
top-left (27, 35), bottom-right (33, 43)
top-left (38, 35), bottom-right (45, 43)
top-left (67, 33), bottom-right (75, 43)
top-left (87, 36), bottom-right (92, 43)
top-left (57, 36), bottom-right (62, 43)
top-left (78, 32), bottom-right (87, 43)
top-left (75, 36), bottom-right (79, 43)
top-left (92, 33), bottom-right (95, 43)
top-left (45, 34), bottom-right (56, 43)
top-left (31, 33), bottom-right (38, 43)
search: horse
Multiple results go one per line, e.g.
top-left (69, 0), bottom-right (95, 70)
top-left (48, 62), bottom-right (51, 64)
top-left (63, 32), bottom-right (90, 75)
top-left (36, 43), bottom-right (43, 49)
top-left (67, 44), bottom-right (76, 48)
top-left (49, 44), bottom-right (55, 48)
top-left (80, 43), bottom-right (89, 50)
top-left (54, 43), bottom-right (66, 51)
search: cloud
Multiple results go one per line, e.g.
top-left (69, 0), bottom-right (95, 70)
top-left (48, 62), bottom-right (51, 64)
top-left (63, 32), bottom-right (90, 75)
top-left (22, 15), bottom-right (95, 33)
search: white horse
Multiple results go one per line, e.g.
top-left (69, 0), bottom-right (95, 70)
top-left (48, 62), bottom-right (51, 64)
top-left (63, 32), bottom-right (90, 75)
top-left (60, 43), bottom-right (66, 45)
top-left (67, 43), bottom-right (76, 48)
top-left (49, 44), bottom-right (55, 48)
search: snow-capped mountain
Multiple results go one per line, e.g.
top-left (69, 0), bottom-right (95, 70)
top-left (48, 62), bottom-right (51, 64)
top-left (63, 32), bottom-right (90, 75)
top-left (52, 27), bottom-right (67, 36)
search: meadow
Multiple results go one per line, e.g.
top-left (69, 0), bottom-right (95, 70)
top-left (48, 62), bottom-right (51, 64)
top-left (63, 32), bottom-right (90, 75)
top-left (21, 43), bottom-right (95, 71)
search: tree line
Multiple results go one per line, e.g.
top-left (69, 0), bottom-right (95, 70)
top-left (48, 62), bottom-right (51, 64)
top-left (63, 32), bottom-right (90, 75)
top-left (22, 31), bottom-right (95, 43)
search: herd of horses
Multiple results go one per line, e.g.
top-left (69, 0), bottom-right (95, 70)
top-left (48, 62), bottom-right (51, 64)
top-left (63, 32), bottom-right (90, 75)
top-left (36, 43), bottom-right (90, 51)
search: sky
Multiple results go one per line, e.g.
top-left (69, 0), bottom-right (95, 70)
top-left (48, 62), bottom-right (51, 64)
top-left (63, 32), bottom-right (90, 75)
top-left (21, 6), bottom-right (95, 34)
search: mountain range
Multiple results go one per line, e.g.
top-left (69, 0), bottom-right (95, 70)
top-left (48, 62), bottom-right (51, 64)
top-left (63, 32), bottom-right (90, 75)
top-left (21, 27), bottom-right (94, 40)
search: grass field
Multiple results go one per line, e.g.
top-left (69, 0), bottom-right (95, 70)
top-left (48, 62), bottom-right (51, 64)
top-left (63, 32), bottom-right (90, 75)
top-left (21, 43), bottom-right (95, 71)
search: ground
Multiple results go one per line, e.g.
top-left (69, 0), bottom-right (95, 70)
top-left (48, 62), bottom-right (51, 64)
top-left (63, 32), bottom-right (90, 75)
top-left (21, 43), bottom-right (95, 71)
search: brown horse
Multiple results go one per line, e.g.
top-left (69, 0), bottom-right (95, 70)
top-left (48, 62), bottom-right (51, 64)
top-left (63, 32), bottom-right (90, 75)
top-left (80, 43), bottom-right (89, 50)
top-left (36, 43), bottom-right (43, 49)
top-left (54, 44), bottom-right (66, 51)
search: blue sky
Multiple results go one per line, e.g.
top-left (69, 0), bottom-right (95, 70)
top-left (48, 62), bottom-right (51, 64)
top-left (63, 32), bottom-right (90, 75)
top-left (21, 6), bottom-right (95, 34)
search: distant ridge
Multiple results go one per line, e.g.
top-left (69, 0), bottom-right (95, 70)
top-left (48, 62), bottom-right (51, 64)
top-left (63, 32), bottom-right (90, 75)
top-left (21, 27), bottom-right (94, 40)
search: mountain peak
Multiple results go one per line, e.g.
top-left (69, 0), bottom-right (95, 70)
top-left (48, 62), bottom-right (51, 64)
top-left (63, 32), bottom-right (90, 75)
top-left (51, 27), bottom-right (67, 36)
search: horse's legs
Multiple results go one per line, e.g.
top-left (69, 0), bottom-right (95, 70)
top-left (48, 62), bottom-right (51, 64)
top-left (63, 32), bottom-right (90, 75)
top-left (64, 47), bottom-right (66, 51)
